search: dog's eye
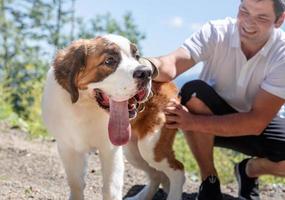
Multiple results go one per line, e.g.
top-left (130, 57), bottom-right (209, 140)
top-left (104, 57), bottom-right (117, 66)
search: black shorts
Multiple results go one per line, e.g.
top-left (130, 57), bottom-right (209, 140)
top-left (179, 80), bottom-right (285, 162)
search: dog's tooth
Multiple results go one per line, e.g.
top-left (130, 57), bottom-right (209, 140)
top-left (149, 91), bottom-right (154, 99)
top-left (138, 104), bottom-right (145, 113)
top-left (133, 98), bottom-right (138, 105)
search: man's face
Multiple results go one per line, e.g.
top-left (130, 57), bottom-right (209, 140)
top-left (237, 0), bottom-right (283, 47)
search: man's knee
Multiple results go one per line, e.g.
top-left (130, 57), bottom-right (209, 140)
top-left (180, 79), bottom-right (237, 115)
top-left (180, 80), bottom-right (209, 105)
top-left (186, 96), bottom-right (212, 114)
top-left (180, 80), bottom-right (213, 115)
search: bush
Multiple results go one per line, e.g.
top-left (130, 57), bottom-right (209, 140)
top-left (0, 61), bottom-right (48, 137)
top-left (0, 83), bottom-right (28, 130)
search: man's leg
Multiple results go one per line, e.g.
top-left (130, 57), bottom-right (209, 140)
top-left (183, 96), bottom-right (217, 180)
top-left (183, 96), bottom-right (223, 200)
top-left (247, 118), bottom-right (285, 178)
top-left (180, 80), bottom-right (237, 181)
top-left (233, 157), bottom-right (285, 200)
top-left (180, 80), bottom-right (285, 200)
top-left (246, 158), bottom-right (285, 177)
top-left (233, 158), bottom-right (285, 200)
top-left (216, 120), bottom-right (285, 200)
top-left (179, 80), bottom-right (238, 200)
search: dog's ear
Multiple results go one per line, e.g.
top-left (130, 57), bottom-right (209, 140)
top-left (54, 40), bottom-right (88, 103)
top-left (68, 45), bottom-right (86, 103)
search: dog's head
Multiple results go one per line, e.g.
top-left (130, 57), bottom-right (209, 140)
top-left (53, 34), bottom-right (156, 146)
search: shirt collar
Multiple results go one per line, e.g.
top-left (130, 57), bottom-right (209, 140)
top-left (230, 23), bottom-right (240, 48)
top-left (259, 29), bottom-right (276, 57)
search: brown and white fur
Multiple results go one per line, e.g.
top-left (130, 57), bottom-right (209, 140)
top-left (42, 34), bottom-right (185, 200)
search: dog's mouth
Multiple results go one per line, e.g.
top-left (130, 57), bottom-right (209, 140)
top-left (94, 87), bottom-right (151, 146)
top-left (94, 88), bottom-right (149, 119)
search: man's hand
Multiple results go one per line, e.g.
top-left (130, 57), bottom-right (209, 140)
top-left (164, 99), bottom-right (194, 131)
top-left (139, 57), bottom-right (159, 79)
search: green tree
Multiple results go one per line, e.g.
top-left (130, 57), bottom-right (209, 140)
top-left (0, 0), bottom-right (145, 136)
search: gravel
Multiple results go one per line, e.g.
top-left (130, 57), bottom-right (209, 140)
top-left (0, 123), bottom-right (284, 200)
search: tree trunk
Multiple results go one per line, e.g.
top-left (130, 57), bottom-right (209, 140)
top-left (70, 0), bottom-right (76, 41)
top-left (0, 0), bottom-right (9, 72)
top-left (54, 0), bottom-right (62, 48)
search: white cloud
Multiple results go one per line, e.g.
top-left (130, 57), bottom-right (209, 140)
top-left (168, 16), bottom-right (184, 28)
top-left (189, 22), bottom-right (203, 32)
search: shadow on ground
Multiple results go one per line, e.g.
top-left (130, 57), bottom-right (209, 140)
top-left (124, 185), bottom-right (239, 200)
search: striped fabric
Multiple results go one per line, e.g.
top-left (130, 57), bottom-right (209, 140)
top-left (263, 105), bottom-right (285, 142)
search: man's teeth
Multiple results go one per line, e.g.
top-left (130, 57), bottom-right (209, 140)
top-left (243, 27), bottom-right (255, 34)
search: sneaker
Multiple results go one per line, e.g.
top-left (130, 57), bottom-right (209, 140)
top-left (196, 175), bottom-right (223, 200)
top-left (234, 158), bottom-right (260, 200)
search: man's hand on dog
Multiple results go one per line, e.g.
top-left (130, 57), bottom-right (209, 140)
top-left (139, 57), bottom-right (159, 79)
top-left (164, 99), bottom-right (194, 131)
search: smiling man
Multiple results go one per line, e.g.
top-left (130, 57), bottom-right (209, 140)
top-left (143, 0), bottom-right (285, 199)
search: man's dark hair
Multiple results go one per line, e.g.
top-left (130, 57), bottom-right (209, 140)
top-left (273, 0), bottom-right (285, 19)
top-left (241, 0), bottom-right (285, 20)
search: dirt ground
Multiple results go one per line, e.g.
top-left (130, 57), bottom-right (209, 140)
top-left (0, 122), bottom-right (284, 200)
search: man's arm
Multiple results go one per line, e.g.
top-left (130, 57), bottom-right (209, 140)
top-left (166, 88), bottom-right (285, 136)
top-left (148, 47), bottom-right (196, 82)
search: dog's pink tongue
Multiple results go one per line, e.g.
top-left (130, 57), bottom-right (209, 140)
top-left (108, 100), bottom-right (131, 146)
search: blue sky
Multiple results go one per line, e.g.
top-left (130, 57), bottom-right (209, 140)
top-left (75, 0), bottom-right (241, 56)
top-left (75, 0), bottom-right (284, 86)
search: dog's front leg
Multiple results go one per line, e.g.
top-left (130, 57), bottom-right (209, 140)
top-left (99, 145), bottom-right (124, 200)
top-left (58, 144), bottom-right (87, 200)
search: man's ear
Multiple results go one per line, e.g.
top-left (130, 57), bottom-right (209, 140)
top-left (54, 40), bottom-right (88, 103)
top-left (275, 12), bottom-right (285, 28)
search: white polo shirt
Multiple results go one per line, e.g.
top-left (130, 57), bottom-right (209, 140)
top-left (182, 17), bottom-right (285, 113)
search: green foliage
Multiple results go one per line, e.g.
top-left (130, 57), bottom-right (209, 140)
top-left (0, 0), bottom-right (145, 138)
top-left (2, 0), bottom-right (144, 138)
top-left (11, 72), bottom-right (48, 137)
top-left (0, 83), bottom-right (28, 131)
top-left (174, 132), bottom-right (285, 185)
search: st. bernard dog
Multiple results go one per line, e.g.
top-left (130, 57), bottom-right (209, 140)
top-left (42, 34), bottom-right (185, 200)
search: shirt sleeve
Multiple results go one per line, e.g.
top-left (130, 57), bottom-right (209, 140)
top-left (181, 21), bottom-right (218, 63)
top-left (261, 62), bottom-right (285, 100)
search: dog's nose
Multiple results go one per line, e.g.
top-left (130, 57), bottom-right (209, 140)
top-left (133, 69), bottom-right (152, 79)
